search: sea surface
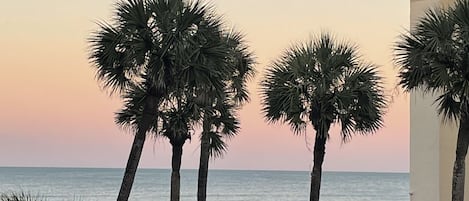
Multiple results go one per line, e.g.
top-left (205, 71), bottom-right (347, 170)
top-left (0, 167), bottom-right (409, 201)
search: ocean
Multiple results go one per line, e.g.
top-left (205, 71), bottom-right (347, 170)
top-left (0, 167), bottom-right (409, 201)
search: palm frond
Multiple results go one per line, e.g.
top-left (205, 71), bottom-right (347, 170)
top-left (223, 29), bottom-right (256, 104)
top-left (193, 27), bottom-right (255, 159)
top-left (261, 32), bottom-right (386, 141)
top-left (394, 1), bottom-right (469, 121)
top-left (436, 91), bottom-right (462, 122)
top-left (340, 65), bottom-right (386, 138)
top-left (0, 192), bottom-right (45, 201)
top-left (160, 106), bottom-right (192, 144)
top-left (211, 100), bottom-right (240, 137)
top-left (260, 63), bottom-right (308, 134)
top-left (115, 0), bottom-right (149, 30)
top-left (115, 83), bottom-right (160, 133)
top-left (207, 131), bottom-right (228, 158)
top-left (89, 23), bottom-right (134, 94)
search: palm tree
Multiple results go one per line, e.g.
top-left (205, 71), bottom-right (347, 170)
top-left (260, 33), bottom-right (386, 201)
top-left (159, 98), bottom-right (193, 201)
top-left (197, 95), bottom-right (240, 201)
top-left (196, 30), bottom-right (255, 201)
top-left (89, 0), bottom-right (231, 200)
top-left (394, 1), bottom-right (469, 200)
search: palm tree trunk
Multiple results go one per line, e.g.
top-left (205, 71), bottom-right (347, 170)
top-left (117, 97), bottom-right (157, 201)
top-left (171, 144), bottom-right (184, 201)
top-left (197, 118), bottom-right (211, 201)
top-left (117, 130), bottom-right (146, 201)
top-left (310, 133), bottom-right (327, 201)
top-left (452, 115), bottom-right (469, 201)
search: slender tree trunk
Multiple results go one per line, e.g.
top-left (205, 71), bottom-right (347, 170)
top-left (452, 115), bottom-right (469, 201)
top-left (117, 129), bottom-right (147, 201)
top-left (117, 97), bottom-right (157, 201)
top-left (310, 132), bottom-right (327, 201)
top-left (197, 118), bottom-right (211, 201)
top-left (171, 144), bottom-right (184, 201)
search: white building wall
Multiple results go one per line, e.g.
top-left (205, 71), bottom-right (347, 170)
top-left (410, 3), bottom-right (442, 201)
top-left (410, 0), bottom-right (468, 201)
top-left (409, 91), bottom-right (440, 201)
top-left (439, 121), bottom-right (461, 201)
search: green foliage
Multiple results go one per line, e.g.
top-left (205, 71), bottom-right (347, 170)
top-left (115, 83), bottom-right (153, 132)
top-left (160, 100), bottom-right (193, 145)
top-left (206, 131), bottom-right (228, 158)
top-left (201, 98), bottom-right (241, 157)
top-left (394, 0), bottom-right (469, 121)
top-left (198, 29), bottom-right (255, 157)
top-left (223, 29), bottom-right (256, 105)
top-left (261, 33), bottom-right (386, 141)
top-left (0, 192), bottom-right (83, 201)
top-left (0, 192), bottom-right (44, 201)
top-left (89, 0), bottom-right (237, 136)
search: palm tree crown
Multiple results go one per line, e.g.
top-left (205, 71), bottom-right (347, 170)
top-left (90, 0), bottom-right (231, 99)
top-left (199, 29), bottom-right (255, 155)
top-left (89, 0), bottom-right (236, 138)
top-left (262, 33), bottom-right (386, 139)
top-left (395, 1), bottom-right (469, 121)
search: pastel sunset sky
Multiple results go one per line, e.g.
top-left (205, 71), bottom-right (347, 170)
top-left (0, 0), bottom-right (410, 172)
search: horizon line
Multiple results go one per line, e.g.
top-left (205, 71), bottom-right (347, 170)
top-left (0, 165), bottom-right (409, 174)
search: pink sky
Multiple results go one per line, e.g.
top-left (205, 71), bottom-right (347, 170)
top-left (0, 0), bottom-right (410, 172)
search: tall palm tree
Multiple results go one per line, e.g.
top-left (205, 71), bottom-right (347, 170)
top-left (261, 33), bottom-right (386, 201)
top-left (89, 0), bottom-right (231, 200)
top-left (197, 95), bottom-right (240, 201)
top-left (395, 1), bottom-right (469, 200)
top-left (196, 30), bottom-right (255, 201)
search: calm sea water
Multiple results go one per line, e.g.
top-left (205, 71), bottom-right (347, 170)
top-left (0, 167), bottom-right (409, 201)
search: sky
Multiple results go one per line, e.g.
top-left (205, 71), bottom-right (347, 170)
top-left (0, 0), bottom-right (410, 172)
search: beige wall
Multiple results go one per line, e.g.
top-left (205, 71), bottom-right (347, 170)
top-left (439, 121), bottom-right (464, 201)
top-left (410, 3), bottom-right (441, 201)
top-left (410, 0), bottom-right (469, 201)
top-left (409, 91), bottom-right (440, 200)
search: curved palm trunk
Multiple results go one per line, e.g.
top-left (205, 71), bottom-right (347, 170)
top-left (310, 131), bottom-right (327, 201)
top-left (117, 98), bottom-right (157, 201)
top-left (171, 143), bottom-right (184, 201)
top-left (452, 115), bottom-right (469, 201)
top-left (197, 119), bottom-right (211, 201)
